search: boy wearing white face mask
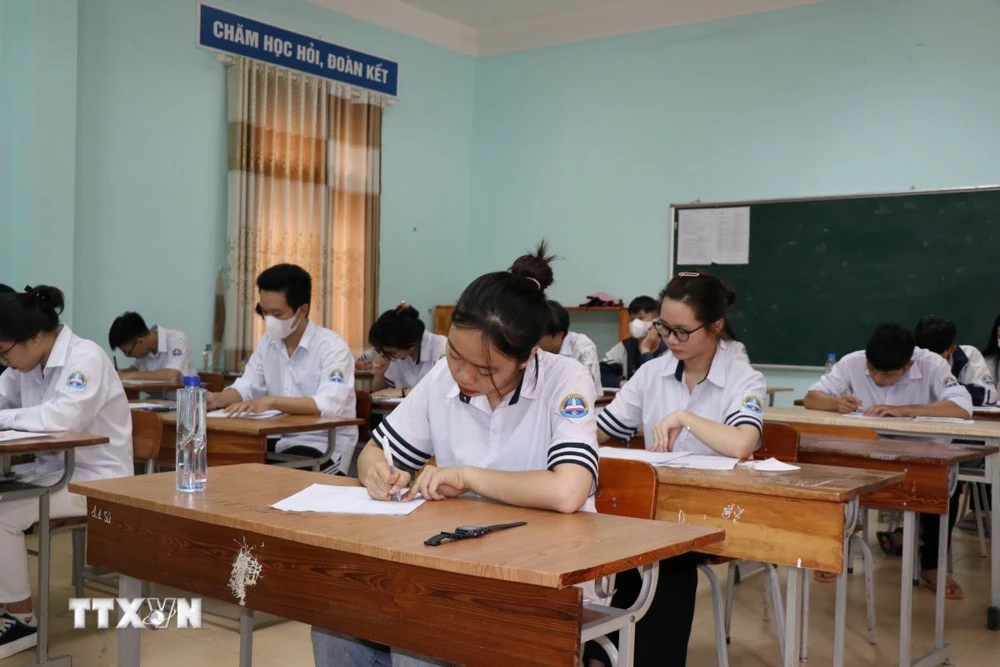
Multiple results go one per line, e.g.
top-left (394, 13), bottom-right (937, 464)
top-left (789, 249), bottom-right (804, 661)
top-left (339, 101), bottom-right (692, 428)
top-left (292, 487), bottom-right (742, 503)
top-left (206, 264), bottom-right (358, 474)
top-left (600, 296), bottom-right (666, 387)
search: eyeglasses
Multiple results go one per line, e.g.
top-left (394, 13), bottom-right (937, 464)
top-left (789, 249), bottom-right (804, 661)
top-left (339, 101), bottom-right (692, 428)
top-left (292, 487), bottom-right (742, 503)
top-left (122, 339), bottom-right (141, 357)
top-left (0, 342), bottom-right (18, 365)
top-left (652, 321), bottom-right (705, 342)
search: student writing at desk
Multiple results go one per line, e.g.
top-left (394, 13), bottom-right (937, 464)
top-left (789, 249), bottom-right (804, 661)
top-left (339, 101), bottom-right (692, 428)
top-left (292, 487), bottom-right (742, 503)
top-left (537, 300), bottom-right (603, 394)
top-left (803, 322), bottom-right (972, 597)
top-left (915, 316), bottom-right (996, 406)
top-left (313, 242), bottom-right (600, 667)
top-left (205, 264), bottom-right (358, 475)
top-left (108, 311), bottom-right (196, 381)
top-left (0, 286), bottom-right (133, 660)
top-left (592, 272), bottom-right (765, 667)
top-left (367, 303), bottom-right (446, 398)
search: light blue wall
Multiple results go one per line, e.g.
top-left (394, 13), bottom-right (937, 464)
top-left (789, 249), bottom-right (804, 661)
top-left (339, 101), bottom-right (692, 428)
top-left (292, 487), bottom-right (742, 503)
top-left (1, 0), bottom-right (78, 319)
top-left (471, 0), bottom-right (1000, 397)
top-left (73, 0), bottom-right (474, 351)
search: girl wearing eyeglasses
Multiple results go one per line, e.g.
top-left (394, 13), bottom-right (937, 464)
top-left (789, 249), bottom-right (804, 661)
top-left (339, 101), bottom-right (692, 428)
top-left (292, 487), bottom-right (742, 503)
top-left (589, 272), bottom-right (766, 667)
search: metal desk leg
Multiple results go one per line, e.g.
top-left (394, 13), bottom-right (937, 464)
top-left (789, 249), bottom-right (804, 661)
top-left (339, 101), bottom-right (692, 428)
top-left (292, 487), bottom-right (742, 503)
top-left (899, 510), bottom-right (916, 667)
top-left (990, 447), bottom-right (1000, 631)
top-left (239, 608), bottom-right (254, 667)
top-left (833, 498), bottom-right (858, 667)
top-left (117, 576), bottom-right (142, 667)
top-left (783, 568), bottom-right (803, 667)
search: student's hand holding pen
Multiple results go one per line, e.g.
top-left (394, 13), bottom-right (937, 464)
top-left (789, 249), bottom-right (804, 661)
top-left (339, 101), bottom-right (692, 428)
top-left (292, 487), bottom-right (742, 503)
top-left (837, 395), bottom-right (863, 414)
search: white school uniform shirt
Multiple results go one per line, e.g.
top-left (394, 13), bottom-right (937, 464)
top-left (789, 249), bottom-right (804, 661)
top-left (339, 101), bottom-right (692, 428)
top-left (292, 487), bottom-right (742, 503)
top-left (373, 351), bottom-right (600, 496)
top-left (383, 330), bottom-right (447, 390)
top-left (231, 322), bottom-right (358, 471)
top-left (948, 345), bottom-right (996, 406)
top-left (719, 339), bottom-right (749, 362)
top-left (559, 331), bottom-right (602, 394)
top-left (809, 348), bottom-right (973, 414)
top-left (597, 344), bottom-right (767, 456)
top-left (135, 325), bottom-right (197, 377)
top-left (0, 326), bottom-right (134, 482)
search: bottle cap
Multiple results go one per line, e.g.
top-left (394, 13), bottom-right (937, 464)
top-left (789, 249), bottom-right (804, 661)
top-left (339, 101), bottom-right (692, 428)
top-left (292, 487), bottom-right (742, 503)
top-left (183, 375), bottom-right (202, 388)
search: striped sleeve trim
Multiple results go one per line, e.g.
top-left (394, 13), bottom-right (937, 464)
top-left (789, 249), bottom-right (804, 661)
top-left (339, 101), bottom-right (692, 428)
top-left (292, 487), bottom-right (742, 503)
top-left (372, 420), bottom-right (431, 469)
top-left (597, 409), bottom-right (638, 441)
top-left (728, 417), bottom-right (763, 434)
top-left (548, 442), bottom-right (599, 482)
top-left (384, 378), bottom-right (396, 389)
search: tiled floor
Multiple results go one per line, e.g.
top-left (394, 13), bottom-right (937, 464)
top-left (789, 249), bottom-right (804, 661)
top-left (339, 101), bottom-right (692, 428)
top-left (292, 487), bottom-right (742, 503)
top-left (5, 515), bottom-right (998, 666)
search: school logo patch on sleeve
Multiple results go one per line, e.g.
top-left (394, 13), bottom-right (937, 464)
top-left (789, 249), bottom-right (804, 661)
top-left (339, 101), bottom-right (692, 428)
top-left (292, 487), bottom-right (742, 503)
top-left (66, 371), bottom-right (88, 390)
top-left (171, 348), bottom-right (183, 357)
top-left (558, 393), bottom-right (590, 419)
top-left (943, 375), bottom-right (960, 389)
top-left (328, 369), bottom-right (345, 384)
top-left (741, 395), bottom-right (763, 414)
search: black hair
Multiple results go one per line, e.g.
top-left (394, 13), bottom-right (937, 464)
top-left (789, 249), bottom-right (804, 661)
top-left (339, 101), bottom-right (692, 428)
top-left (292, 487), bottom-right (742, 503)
top-left (0, 285), bottom-right (66, 343)
top-left (627, 295), bottom-right (659, 317)
top-left (865, 323), bottom-right (915, 372)
top-left (369, 303), bottom-right (425, 351)
top-left (451, 240), bottom-right (556, 364)
top-left (983, 314), bottom-right (1000, 359)
top-left (256, 263), bottom-right (312, 310)
top-left (0, 284), bottom-right (14, 295)
top-left (108, 312), bottom-right (151, 350)
top-left (914, 316), bottom-right (957, 355)
top-left (545, 300), bottom-right (570, 337)
top-left (659, 272), bottom-right (736, 327)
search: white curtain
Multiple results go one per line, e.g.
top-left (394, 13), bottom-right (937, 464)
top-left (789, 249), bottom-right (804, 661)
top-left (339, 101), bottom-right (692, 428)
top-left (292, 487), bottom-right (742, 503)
top-left (223, 59), bottom-right (385, 368)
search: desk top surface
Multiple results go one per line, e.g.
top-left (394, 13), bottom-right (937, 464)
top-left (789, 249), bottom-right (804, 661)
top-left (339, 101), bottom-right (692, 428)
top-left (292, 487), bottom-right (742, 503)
top-left (799, 434), bottom-right (996, 465)
top-left (655, 462), bottom-right (902, 502)
top-left (70, 463), bottom-right (723, 588)
top-left (0, 431), bottom-right (109, 454)
top-left (765, 407), bottom-right (1000, 439)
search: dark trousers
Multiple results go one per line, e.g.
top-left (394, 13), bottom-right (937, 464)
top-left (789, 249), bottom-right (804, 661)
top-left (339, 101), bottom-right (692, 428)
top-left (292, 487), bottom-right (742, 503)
top-left (266, 440), bottom-right (339, 473)
top-left (919, 486), bottom-right (962, 571)
top-left (583, 553), bottom-right (699, 667)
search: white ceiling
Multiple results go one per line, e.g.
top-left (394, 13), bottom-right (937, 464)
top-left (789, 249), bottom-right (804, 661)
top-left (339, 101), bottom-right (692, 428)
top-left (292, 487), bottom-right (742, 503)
top-left (310, 0), bottom-right (826, 56)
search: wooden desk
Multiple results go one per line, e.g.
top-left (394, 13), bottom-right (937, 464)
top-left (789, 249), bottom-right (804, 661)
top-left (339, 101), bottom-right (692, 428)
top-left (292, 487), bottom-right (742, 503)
top-left (130, 404), bottom-right (363, 467)
top-left (70, 464), bottom-right (722, 667)
top-left (655, 462), bottom-right (902, 667)
top-left (121, 379), bottom-right (184, 400)
top-left (1, 431), bottom-right (109, 667)
top-left (765, 407), bottom-right (1000, 637)
top-left (798, 435), bottom-right (998, 667)
top-left (974, 407), bottom-right (1000, 420)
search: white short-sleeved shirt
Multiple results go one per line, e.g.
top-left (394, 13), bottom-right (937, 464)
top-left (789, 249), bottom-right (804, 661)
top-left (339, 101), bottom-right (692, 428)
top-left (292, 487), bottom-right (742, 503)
top-left (559, 331), bottom-right (602, 394)
top-left (809, 348), bottom-right (973, 414)
top-left (949, 345), bottom-right (997, 406)
top-left (0, 326), bottom-right (134, 482)
top-left (383, 330), bottom-right (447, 390)
top-left (597, 344), bottom-right (767, 456)
top-left (231, 322), bottom-right (358, 469)
top-left (720, 339), bottom-right (749, 362)
top-left (135, 325), bottom-right (197, 377)
top-left (373, 351), bottom-right (599, 491)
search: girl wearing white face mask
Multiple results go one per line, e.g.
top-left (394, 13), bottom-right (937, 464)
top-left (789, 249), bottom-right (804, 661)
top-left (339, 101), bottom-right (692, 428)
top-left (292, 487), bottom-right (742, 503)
top-left (600, 296), bottom-right (666, 387)
top-left (206, 264), bottom-right (358, 474)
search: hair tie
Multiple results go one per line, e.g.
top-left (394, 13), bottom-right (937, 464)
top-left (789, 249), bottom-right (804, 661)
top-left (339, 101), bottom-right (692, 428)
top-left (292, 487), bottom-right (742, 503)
top-left (23, 285), bottom-right (43, 301)
top-left (525, 277), bottom-right (541, 289)
top-left (394, 301), bottom-right (410, 313)
top-left (677, 272), bottom-right (700, 278)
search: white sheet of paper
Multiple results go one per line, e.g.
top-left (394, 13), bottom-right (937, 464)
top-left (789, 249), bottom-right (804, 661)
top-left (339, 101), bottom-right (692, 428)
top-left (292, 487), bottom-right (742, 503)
top-left (599, 447), bottom-right (690, 466)
top-left (976, 406), bottom-right (1000, 413)
top-left (662, 454), bottom-right (740, 471)
top-left (122, 379), bottom-right (174, 386)
top-left (0, 431), bottom-right (53, 443)
top-left (913, 416), bottom-right (975, 424)
top-left (843, 412), bottom-right (913, 421)
top-left (676, 209), bottom-right (715, 265)
top-left (713, 207), bottom-right (750, 265)
top-left (207, 409), bottom-right (283, 419)
top-left (373, 396), bottom-right (404, 405)
top-left (271, 483), bottom-right (425, 515)
top-left (741, 457), bottom-right (801, 472)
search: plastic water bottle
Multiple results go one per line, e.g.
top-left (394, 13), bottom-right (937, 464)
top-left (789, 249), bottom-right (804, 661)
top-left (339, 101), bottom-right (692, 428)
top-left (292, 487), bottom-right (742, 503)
top-left (824, 353), bottom-right (837, 374)
top-left (176, 376), bottom-right (207, 492)
top-left (202, 343), bottom-right (212, 372)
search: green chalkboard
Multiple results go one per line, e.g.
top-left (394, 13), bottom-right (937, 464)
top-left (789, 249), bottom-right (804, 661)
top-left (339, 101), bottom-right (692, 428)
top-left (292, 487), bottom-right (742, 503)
top-left (673, 188), bottom-right (1000, 366)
